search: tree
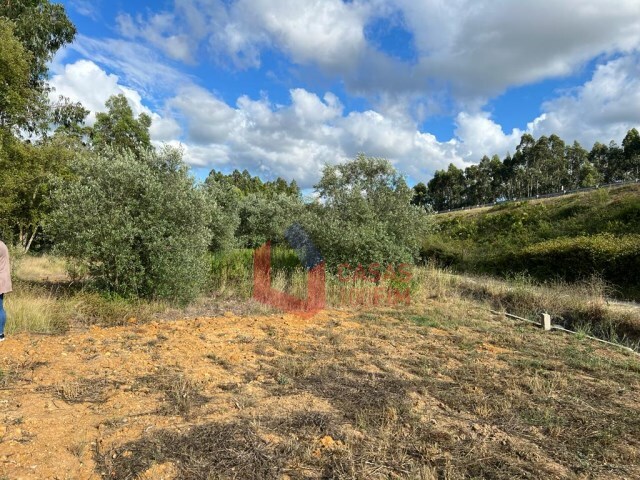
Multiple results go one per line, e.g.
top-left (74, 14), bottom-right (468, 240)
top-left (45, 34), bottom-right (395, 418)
top-left (465, 158), bottom-right (493, 205)
top-left (0, 0), bottom-right (76, 133)
top-left (565, 141), bottom-right (590, 189)
top-left (48, 147), bottom-right (211, 302)
top-left (303, 154), bottom-right (431, 268)
top-left (0, 0), bottom-right (82, 250)
top-left (204, 168), bottom-right (303, 250)
top-left (204, 175), bottom-right (242, 252)
top-left (50, 95), bottom-right (90, 140)
top-left (411, 182), bottom-right (430, 210)
top-left (0, 18), bottom-right (33, 130)
top-left (427, 164), bottom-right (465, 210)
top-left (589, 142), bottom-right (610, 182)
top-left (606, 141), bottom-right (625, 182)
top-left (236, 193), bottom-right (302, 248)
top-left (91, 94), bottom-right (152, 156)
top-left (622, 128), bottom-right (640, 179)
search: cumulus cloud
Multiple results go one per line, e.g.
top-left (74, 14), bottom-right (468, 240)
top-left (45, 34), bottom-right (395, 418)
top-left (454, 112), bottom-right (523, 160)
top-left (49, 60), bottom-right (181, 142)
top-left (528, 54), bottom-right (640, 147)
top-left (199, 0), bottom-right (374, 71)
top-left (47, 54), bottom-right (640, 188)
top-left (450, 53), bottom-right (640, 160)
top-left (399, 0), bottom-right (640, 101)
top-left (125, 0), bottom-right (640, 108)
top-left (164, 84), bottom-right (464, 185)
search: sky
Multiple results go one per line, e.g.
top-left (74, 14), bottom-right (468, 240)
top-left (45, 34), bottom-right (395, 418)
top-left (50, 0), bottom-right (640, 187)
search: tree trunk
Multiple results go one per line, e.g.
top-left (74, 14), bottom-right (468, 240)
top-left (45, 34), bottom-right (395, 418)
top-left (24, 224), bottom-right (38, 253)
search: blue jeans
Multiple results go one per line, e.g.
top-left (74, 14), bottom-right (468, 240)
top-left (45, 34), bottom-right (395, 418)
top-left (0, 294), bottom-right (5, 335)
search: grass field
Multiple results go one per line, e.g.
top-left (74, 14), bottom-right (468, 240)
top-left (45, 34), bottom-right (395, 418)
top-left (0, 254), bottom-right (639, 478)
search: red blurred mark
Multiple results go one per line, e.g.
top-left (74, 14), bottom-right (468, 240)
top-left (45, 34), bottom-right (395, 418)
top-left (253, 242), bottom-right (325, 319)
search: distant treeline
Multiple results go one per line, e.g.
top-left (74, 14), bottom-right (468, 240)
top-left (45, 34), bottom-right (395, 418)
top-left (413, 130), bottom-right (640, 211)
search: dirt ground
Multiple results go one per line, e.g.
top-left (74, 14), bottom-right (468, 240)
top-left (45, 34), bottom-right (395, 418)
top-left (1, 300), bottom-right (639, 479)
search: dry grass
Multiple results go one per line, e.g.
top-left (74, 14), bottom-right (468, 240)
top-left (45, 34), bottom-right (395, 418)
top-left (3, 283), bottom-right (172, 333)
top-left (6, 253), bottom-right (639, 352)
top-left (0, 287), bottom-right (638, 479)
top-left (412, 263), bottom-right (640, 349)
top-left (3, 254), bottom-right (639, 478)
top-left (135, 368), bottom-right (209, 417)
top-left (3, 284), bottom-right (71, 334)
top-left (88, 305), bottom-right (640, 479)
top-left (13, 254), bottom-right (69, 283)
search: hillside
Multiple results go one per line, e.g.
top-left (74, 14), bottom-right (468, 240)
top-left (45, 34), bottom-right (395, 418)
top-left (422, 184), bottom-right (640, 300)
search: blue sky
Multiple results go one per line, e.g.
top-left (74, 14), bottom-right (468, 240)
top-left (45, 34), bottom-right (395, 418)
top-left (51, 0), bottom-right (640, 186)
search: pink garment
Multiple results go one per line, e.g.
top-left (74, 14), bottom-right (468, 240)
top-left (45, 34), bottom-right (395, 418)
top-left (0, 241), bottom-right (12, 294)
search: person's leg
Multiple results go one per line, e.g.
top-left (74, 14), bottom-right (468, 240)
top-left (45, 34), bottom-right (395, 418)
top-left (0, 294), bottom-right (5, 339)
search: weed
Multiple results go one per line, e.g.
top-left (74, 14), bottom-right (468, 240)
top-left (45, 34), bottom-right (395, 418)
top-left (205, 353), bottom-right (231, 369)
top-left (68, 439), bottom-right (87, 458)
top-left (136, 369), bottom-right (208, 417)
top-left (50, 376), bottom-right (113, 403)
top-left (97, 421), bottom-right (284, 480)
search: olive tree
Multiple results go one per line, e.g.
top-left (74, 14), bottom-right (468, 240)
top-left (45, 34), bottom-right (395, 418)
top-left (204, 171), bottom-right (303, 251)
top-left (302, 154), bottom-right (431, 269)
top-left (48, 146), bottom-right (211, 302)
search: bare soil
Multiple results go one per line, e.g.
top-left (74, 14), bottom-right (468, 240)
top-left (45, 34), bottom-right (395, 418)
top-left (1, 300), bottom-right (639, 479)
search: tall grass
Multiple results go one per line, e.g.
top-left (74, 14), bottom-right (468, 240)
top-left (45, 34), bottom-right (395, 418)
top-left (412, 263), bottom-right (640, 349)
top-left (209, 246), bottom-right (301, 298)
top-left (4, 282), bottom-right (171, 334)
top-left (4, 255), bottom-right (170, 334)
top-left (4, 284), bottom-right (69, 334)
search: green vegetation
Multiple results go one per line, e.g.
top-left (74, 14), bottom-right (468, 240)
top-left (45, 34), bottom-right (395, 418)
top-left (302, 154), bottom-right (431, 269)
top-left (48, 147), bottom-right (212, 303)
top-left (415, 130), bottom-right (640, 211)
top-left (423, 184), bottom-right (640, 299)
top-left (209, 246), bottom-right (300, 296)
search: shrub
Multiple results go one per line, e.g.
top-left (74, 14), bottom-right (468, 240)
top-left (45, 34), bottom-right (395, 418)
top-left (48, 147), bottom-right (211, 303)
top-left (302, 155), bottom-right (432, 269)
top-left (209, 247), bottom-right (301, 297)
top-left (515, 233), bottom-right (640, 285)
top-left (425, 185), bottom-right (640, 299)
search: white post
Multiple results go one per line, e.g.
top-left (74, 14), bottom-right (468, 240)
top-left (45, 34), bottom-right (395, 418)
top-left (541, 313), bottom-right (551, 331)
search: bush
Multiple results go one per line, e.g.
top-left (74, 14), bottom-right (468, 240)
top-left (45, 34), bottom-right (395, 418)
top-left (515, 233), bottom-right (640, 285)
top-left (425, 185), bottom-right (640, 299)
top-left (48, 147), bottom-right (211, 303)
top-left (302, 155), bottom-right (431, 269)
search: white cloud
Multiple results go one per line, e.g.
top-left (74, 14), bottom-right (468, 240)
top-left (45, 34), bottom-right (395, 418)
top-left (135, 0), bottom-right (640, 109)
top-left (528, 54), bottom-right (640, 148)
top-left (49, 60), bottom-right (181, 142)
top-left (50, 60), bottom-right (143, 122)
top-left (454, 112), bottom-right (523, 159)
top-left (68, 35), bottom-right (193, 98)
top-left (450, 53), bottom-right (640, 159)
top-left (69, 0), bottom-right (101, 20)
top-left (165, 84), bottom-right (465, 185)
top-left (116, 13), bottom-right (195, 63)
top-left (49, 36), bottom-right (640, 188)
top-left (48, 55), bottom-right (640, 189)
top-left (201, 0), bottom-right (375, 71)
top-left (403, 0), bottom-right (640, 102)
